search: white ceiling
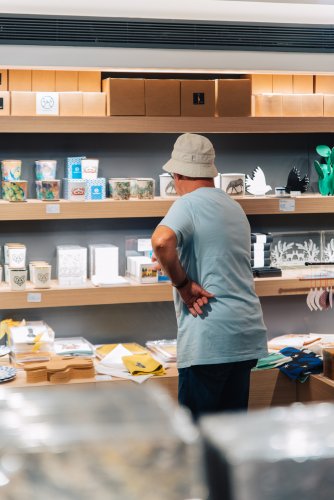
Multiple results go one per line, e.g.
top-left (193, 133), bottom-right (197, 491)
top-left (0, 0), bottom-right (334, 24)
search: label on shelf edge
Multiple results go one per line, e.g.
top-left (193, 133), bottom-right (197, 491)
top-left (27, 293), bottom-right (42, 303)
top-left (279, 199), bottom-right (296, 212)
top-left (46, 204), bottom-right (60, 214)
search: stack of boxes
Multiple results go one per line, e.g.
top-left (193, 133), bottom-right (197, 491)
top-left (1, 159), bottom-right (28, 201)
top-left (251, 232), bottom-right (273, 269)
top-left (63, 157), bottom-right (106, 201)
top-left (89, 244), bottom-right (127, 285)
top-left (3, 243), bottom-right (28, 290)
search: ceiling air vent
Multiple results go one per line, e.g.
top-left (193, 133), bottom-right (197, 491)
top-left (0, 14), bottom-right (333, 53)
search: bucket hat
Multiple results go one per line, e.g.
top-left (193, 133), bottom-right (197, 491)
top-left (163, 133), bottom-right (218, 178)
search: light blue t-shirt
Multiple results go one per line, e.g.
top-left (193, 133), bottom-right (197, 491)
top-left (159, 187), bottom-right (268, 368)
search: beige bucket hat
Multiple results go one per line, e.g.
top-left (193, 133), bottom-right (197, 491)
top-left (163, 133), bottom-right (218, 178)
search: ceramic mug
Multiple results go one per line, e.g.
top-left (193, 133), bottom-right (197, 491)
top-left (33, 264), bottom-right (52, 289)
top-left (1, 160), bottom-right (22, 181)
top-left (35, 160), bottom-right (57, 180)
top-left (108, 178), bottom-right (131, 200)
top-left (220, 173), bottom-right (245, 196)
top-left (159, 173), bottom-right (177, 197)
top-left (29, 261), bottom-right (49, 284)
top-left (136, 178), bottom-right (155, 199)
top-left (9, 268), bottom-right (27, 291)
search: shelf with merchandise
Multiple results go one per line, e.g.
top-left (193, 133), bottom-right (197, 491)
top-left (1, 193), bottom-right (334, 220)
top-left (1, 116), bottom-right (334, 134)
top-left (0, 271), bottom-right (313, 310)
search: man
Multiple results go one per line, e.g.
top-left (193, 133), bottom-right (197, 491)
top-left (151, 133), bottom-right (267, 420)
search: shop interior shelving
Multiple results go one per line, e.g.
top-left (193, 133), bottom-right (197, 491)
top-left (1, 116), bottom-right (334, 134)
top-left (0, 271), bottom-right (312, 310)
top-left (1, 194), bottom-right (334, 221)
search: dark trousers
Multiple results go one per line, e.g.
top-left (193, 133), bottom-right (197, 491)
top-left (178, 359), bottom-right (257, 421)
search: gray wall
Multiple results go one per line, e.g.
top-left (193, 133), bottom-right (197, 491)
top-left (1, 132), bottom-right (334, 343)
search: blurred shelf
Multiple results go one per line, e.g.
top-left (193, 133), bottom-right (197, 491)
top-left (1, 116), bottom-right (334, 133)
top-left (236, 193), bottom-right (334, 215)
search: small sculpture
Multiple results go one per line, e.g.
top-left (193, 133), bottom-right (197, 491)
top-left (285, 167), bottom-right (309, 193)
top-left (245, 167), bottom-right (271, 195)
top-left (314, 145), bottom-right (334, 196)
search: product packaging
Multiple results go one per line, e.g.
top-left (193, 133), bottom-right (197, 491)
top-left (2, 180), bottom-right (27, 201)
top-left (63, 179), bottom-right (86, 201)
top-left (136, 178), bottom-right (155, 199)
top-left (216, 79), bottom-right (251, 117)
top-left (81, 158), bottom-right (99, 180)
top-left (127, 255), bottom-right (158, 283)
top-left (0, 69), bottom-right (8, 91)
top-left (66, 156), bottom-right (86, 179)
top-left (57, 245), bottom-right (87, 286)
top-left (220, 173), bottom-right (245, 196)
top-left (145, 79), bottom-right (181, 116)
top-left (35, 180), bottom-right (60, 200)
top-left (32, 70), bottom-right (56, 92)
top-left (89, 244), bottom-right (127, 285)
top-left (35, 160), bottom-right (57, 180)
top-left (180, 80), bottom-right (216, 117)
top-left (33, 264), bottom-right (52, 289)
top-left (1, 160), bottom-right (22, 181)
top-left (82, 92), bottom-right (106, 116)
top-left (55, 71), bottom-right (78, 92)
top-left (102, 78), bottom-right (145, 116)
top-left (8, 70), bottom-right (32, 91)
top-left (36, 92), bottom-right (59, 116)
top-left (9, 268), bottom-right (27, 291)
top-left (108, 178), bottom-right (131, 200)
top-left (272, 74), bottom-right (293, 93)
top-left (78, 71), bottom-right (101, 92)
top-left (59, 92), bottom-right (83, 116)
top-left (5, 243), bottom-right (26, 269)
top-left (10, 92), bottom-right (36, 116)
top-left (85, 178), bottom-right (106, 200)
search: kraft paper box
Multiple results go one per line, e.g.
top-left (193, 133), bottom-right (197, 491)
top-left (32, 70), bottom-right (56, 92)
top-left (0, 91), bottom-right (10, 116)
top-left (55, 71), bottom-right (78, 91)
top-left (85, 178), bottom-right (106, 200)
top-left (315, 75), bottom-right (334, 94)
top-left (254, 94), bottom-right (282, 116)
top-left (102, 78), bottom-right (145, 116)
top-left (66, 156), bottom-right (86, 179)
top-left (216, 79), bottom-right (251, 117)
top-left (181, 80), bottom-right (215, 117)
top-left (82, 92), bottom-right (106, 116)
top-left (62, 179), bottom-right (86, 201)
top-left (301, 94), bottom-right (323, 116)
top-left (11, 92), bottom-right (36, 116)
top-left (245, 74), bottom-right (273, 94)
top-left (145, 79), bottom-right (180, 116)
top-left (8, 70), bottom-right (32, 91)
top-left (282, 94), bottom-right (302, 117)
top-left (324, 95), bottom-right (334, 117)
top-left (78, 71), bottom-right (101, 92)
top-left (57, 245), bottom-right (87, 286)
top-left (272, 74), bottom-right (293, 94)
top-left (0, 70), bottom-right (8, 91)
top-left (59, 92), bottom-right (83, 116)
top-left (293, 75), bottom-right (314, 94)
top-left (36, 92), bottom-right (59, 116)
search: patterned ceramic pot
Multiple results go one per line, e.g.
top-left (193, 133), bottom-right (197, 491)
top-left (108, 179), bottom-right (131, 200)
top-left (136, 178), bottom-right (155, 199)
top-left (1, 160), bottom-right (22, 181)
top-left (35, 160), bottom-right (57, 180)
top-left (2, 181), bottom-right (27, 201)
top-left (35, 180), bottom-right (60, 201)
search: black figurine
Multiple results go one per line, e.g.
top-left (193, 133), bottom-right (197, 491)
top-left (285, 167), bottom-right (309, 194)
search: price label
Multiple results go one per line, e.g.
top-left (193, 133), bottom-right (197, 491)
top-left (279, 199), bottom-right (296, 212)
top-left (27, 293), bottom-right (42, 303)
top-left (46, 204), bottom-right (60, 214)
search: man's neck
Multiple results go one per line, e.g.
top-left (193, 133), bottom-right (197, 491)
top-left (180, 178), bottom-right (215, 195)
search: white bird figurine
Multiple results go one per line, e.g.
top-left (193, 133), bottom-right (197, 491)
top-left (245, 166), bottom-right (272, 195)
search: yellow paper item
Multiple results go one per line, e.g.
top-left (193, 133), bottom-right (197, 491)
top-left (122, 353), bottom-right (166, 376)
top-left (0, 319), bottom-right (21, 340)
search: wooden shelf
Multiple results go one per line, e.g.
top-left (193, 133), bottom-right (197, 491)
top-left (1, 116), bottom-right (334, 134)
top-left (0, 273), bottom-right (311, 310)
top-left (0, 194), bottom-right (333, 221)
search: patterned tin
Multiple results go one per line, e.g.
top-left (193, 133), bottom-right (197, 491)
top-left (63, 179), bottom-right (86, 201)
top-left (85, 178), bottom-right (106, 201)
top-left (66, 156), bottom-right (86, 179)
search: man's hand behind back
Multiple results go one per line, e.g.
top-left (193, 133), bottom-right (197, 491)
top-left (177, 280), bottom-right (214, 317)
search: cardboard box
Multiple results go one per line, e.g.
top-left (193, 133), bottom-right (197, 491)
top-left (102, 78), bottom-right (145, 116)
top-left (216, 79), bottom-right (251, 117)
top-left (11, 92), bottom-right (36, 116)
top-left (324, 95), bottom-right (334, 117)
top-left (55, 71), bottom-right (78, 91)
top-left (282, 94), bottom-right (302, 117)
top-left (0, 70), bottom-right (8, 91)
top-left (272, 74), bottom-right (293, 94)
top-left (145, 79), bottom-right (180, 116)
top-left (254, 95), bottom-right (282, 116)
top-left (0, 91), bottom-right (10, 116)
top-left (301, 94), bottom-right (323, 116)
top-left (78, 71), bottom-right (101, 92)
top-left (82, 92), bottom-right (106, 116)
top-left (315, 75), bottom-right (334, 94)
top-left (8, 70), bottom-right (32, 91)
top-left (293, 75), bottom-right (314, 94)
top-left (246, 74), bottom-right (273, 94)
top-left (59, 92), bottom-right (83, 116)
top-left (36, 92), bottom-right (59, 115)
top-left (180, 80), bottom-right (215, 117)
top-left (32, 70), bottom-right (56, 91)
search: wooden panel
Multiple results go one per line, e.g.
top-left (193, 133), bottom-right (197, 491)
top-left (297, 374), bottom-right (334, 403)
top-left (0, 198), bottom-right (176, 221)
top-left (1, 116), bottom-right (334, 133)
top-left (249, 370), bottom-right (297, 409)
top-left (0, 280), bottom-right (173, 309)
top-left (237, 193), bottom-right (334, 215)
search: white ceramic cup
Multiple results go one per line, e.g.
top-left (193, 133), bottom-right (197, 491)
top-left (220, 173), bottom-right (245, 196)
top-left (159, 173), bottom-right (177, 197)
top-left (9, 268), bottom-right (27, 291)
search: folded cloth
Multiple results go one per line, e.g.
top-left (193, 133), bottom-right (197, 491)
top-left (278, 347), bottom-right (323, 381)
top-left (122, 353), bottom-right (166, 376)
top-left (253, 352), bottom-right (292, 371)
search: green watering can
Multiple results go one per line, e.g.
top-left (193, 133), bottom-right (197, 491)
top-left (314, 145), bottom-right (334, 196)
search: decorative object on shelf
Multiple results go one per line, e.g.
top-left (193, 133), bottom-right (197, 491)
top-left (108, 179), bottom-right (131, 200)
top-left (271, 232), bottom-right (321, 268)
top-left (63, 179), bottom-right (86, 201)
top-left (274, 187), bottom-right (288, 197)
top-left (85, 178), bottom-right (106, 201)
top-left (159, 173), bottom-right (177, 197)
top-left (66, 156), bottom-right (86, 179)
top-left (33, 264), bottom-right (52, 289)
top-left (81, 158), bottom-right (99, 180)
top-left (285, 166), bottom-right (309, 194)
top-left (136, 178), bottom-right (155, 199)
top-left (35, 180), bottom-right (60, 201)
top-left (2, 180), bottom-right (27, 201)
top-left (57, 245), bottom-right (87, 286)
top-left (24, 356), bottom-right (95, 383)
top-left (9, 268), bottom-right (27, 290)
top-left (245, 167), bottom-right (271, 195)
top-left (1, 159), bottom-right (21, 181)
top-left (0, 366), bottom-right (16, 383)
top-left (35, 160), bottom-right (57, 180)
top-left (314, 145), bottom-right (334, 196)
top-left (221, 173), bottom-right (245, 196)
